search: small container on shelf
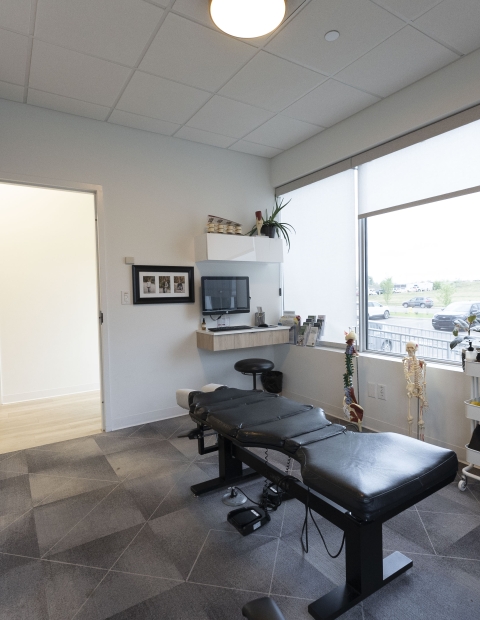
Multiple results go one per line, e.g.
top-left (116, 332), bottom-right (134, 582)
top-left (465, 398), bottom-right (480, 420)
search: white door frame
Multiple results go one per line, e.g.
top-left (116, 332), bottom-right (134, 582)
top-left (0, 172), bottom-right (111, 431)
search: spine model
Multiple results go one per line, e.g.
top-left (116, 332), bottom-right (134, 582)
top-left (343, 330), bottom-right (364, 432)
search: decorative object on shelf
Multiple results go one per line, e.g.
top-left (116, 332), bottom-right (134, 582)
top-left (343, 330), bottom-right (363, 432)
top-left (458, 361), bottom-right (480, 491)
top-left (247, 197), bottom-right (294, 250)
top-left (255, 211), bottom-right (263, 237)
top-left (209, 0), bottom-right (286, 39)
top-left (132, 265), bottom-right (194, 305)
top-left (402, 341), bottom-right (428, 440)
top-left (206, 215), bottom-right (242, 235)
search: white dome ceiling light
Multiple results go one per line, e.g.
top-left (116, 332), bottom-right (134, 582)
top-left (324, 30), bottom-right (340, 42)
top-left (210, 0), bottom-right (286, 39)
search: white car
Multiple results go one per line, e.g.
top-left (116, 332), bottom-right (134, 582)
top-left (368, 301), bottom-right (390, 319)
top-left (368, 288), bottom-right (377, 295)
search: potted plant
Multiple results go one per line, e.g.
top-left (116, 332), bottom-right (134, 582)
top-left (248, 197), bottom-right (295, 250)
top-left (450, 314), bottom-right (480, 350)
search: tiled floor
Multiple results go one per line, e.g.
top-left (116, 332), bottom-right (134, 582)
top-left (1, 415), bottom-right (480, 619)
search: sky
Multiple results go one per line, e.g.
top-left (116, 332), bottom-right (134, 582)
top-left (367, 191), bottom-right (480, 284)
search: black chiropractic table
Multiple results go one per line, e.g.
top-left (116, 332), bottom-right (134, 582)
top-left (187, 387), bottom-right (458, 620)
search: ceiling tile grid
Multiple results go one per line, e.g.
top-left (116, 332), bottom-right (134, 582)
top-left (34, 0), bottom-right (164, 66)
top-left (0, 0), bottom-right (479, 157)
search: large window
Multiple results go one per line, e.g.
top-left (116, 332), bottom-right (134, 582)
top-left (365, 192), bottom-right (480, 362)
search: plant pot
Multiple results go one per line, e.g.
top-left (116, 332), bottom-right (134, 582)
top-left (261, 224), bottom-right (276, 239)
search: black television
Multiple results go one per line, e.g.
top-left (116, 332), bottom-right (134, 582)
top-left (201, 276), bottom-right (250, 315)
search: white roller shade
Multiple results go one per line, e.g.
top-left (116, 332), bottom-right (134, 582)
top-left (358, 119), bottom-right (480, 217)
top-left (282, 170), bottom-right (356, 345)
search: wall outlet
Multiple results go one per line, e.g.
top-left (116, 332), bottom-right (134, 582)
top-left (378, 384), bottom-right (387, 400)
top-left (121, 291), bottom-right (130, 305)
top-left (367, 382), bottom-right (377, 398)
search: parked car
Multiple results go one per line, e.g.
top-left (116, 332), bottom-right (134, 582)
top-left (402, 296), bottom-right (434, 308)
top-left (368, 288), bottom-right (377, 295)
top-left (376, 288), bottom-right (384, 295)
top-left (432, 301), bottom-right (480, 331)
top-left (368, 301), bottom-right (390, 319)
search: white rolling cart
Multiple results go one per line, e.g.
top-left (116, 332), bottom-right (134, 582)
top-left (458, 361), bottom-right (480, 491)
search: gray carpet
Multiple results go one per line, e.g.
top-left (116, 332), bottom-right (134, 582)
top-left (0, 414), bottom-right (479, 619)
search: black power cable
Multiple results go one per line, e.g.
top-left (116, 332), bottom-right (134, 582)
top-left (301, 488), bottom-right (345, 559)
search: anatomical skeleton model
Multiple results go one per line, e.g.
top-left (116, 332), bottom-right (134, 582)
top-left (343, 331), bottom-right (364, 432)
top-left (402, 341), bottom-right (428, 440)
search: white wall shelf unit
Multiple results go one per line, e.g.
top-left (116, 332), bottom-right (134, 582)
top-left (194, 233), bottom-right (283, 263)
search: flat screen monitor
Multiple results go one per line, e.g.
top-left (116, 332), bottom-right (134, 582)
top-left (201, 276), bottom-right (250, 315)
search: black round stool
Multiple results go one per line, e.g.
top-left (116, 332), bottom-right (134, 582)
top-left (234, 358), bottom-right (274, 391)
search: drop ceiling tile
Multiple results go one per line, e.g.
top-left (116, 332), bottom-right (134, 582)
top-left (229, 141), bottom-right (283, 158)
top-left (336, 26), bottom-right (459, 98)
top-left (374, 0), bottom-right (443, 21)
top-left (29, 40), bottom-right (131, 107)
top-left (35, 0), bottom-right (163, 66)
top-left (0, 29), bottom-right (29, 85)
top-left (108, 109), bottom-right (180, 135)
top-left (266, 0), bottom-right (404, 74)
top-left (116, 71), bottom-right (211, 124)
top-left (219, 51), bottom-right (326, 112)
top-left (186, 95), bottom-right (274, 138)
top-left (0, 80), bottom-right (24, 102)
top-left (242, 115), bottom-right (323, 150)
top-left (28, 89), bottom-right (110, 120)
top-left (414, 0), bottom-right (480, 55)
top-left (283, 79), bottom-right (380, 127)
top-left (0, 0), bottom-right (32, 34)
top-left (175, 126), bottom-right (237, 148)
top-left (145, 0), bottom-right (169, 7)
top-left (139, 13), bottom-right (256, 92)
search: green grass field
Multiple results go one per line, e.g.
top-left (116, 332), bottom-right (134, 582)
top-left (370, 280), bottom-right (480, 310)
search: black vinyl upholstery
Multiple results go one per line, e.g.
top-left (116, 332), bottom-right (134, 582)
top-left (234, 358), bottom-right (274, 374)
top-left (190, 389), bottom-right (458, 522)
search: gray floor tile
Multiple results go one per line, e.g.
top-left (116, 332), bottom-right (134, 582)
top-left (25, 449), bottom-right (119, 482)
top-left (94, 434), bottom-right (165, 456)
top-left (419, 511), bottom-right (480, 559)
top-left (34, 483), bottom-right (117, 556)
top-left (270, 539), bottom-right (335, 600)
top-left (416, 479), bottom-right (480, 515)
top-left (31, 436), bottom-right (104, 457)
top-left (0, 472), bottom-right (33, 530)
top-left (74, 569), bottom-right (181, 620)
top-left (29, 473), bottom-right (74, 506)
top-left (272, 595), bottom-right (363, 620)
top-left (188, 529), bottom-right (278, 592)
top-left (0, 450), bottom-right (19, 463)
top-left (383, 509), bottom-right (436, 555)
top-left (105, 442), bottom-right (188, 480)
top-left (363, 554), bottom-right (480, 620)
top-left (47, 524), bottom-right (144, 569)
top-left (0, 451), bottom-right (29, 474)
top-left (44, 485), bottom-right (146, 557)
top-left (131, 415), bottom-right (191, 440)
top-left (0, 510), bottom-right (40, 557)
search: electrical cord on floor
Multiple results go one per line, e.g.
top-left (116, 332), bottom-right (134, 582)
top-left (235, 474), bottom-right (299, 513)
top-left (301, 487), bottom-right (346, 559)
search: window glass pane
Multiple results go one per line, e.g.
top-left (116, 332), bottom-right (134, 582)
top-left (366, 191), bottom-right (480, 362)
top-left (282, 170), bottom-right (356, 344)
top-left (359, 119), bottom-right (480, 216)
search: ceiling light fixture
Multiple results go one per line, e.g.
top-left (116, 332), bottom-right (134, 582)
top-left (325, 30), bottom-right (340, 42)
top-left (210, 0), bottom-right (286, 39)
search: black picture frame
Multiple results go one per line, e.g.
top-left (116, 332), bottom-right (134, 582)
top-left (132, 265), bottom-right (195, 305)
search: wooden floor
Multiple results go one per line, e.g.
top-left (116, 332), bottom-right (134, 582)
top-left (0, 391), bottom-right (103, 454)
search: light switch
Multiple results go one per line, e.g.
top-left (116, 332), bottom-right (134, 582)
top-left (121, 291), bottom-right (130, 305)
top-left (367, 382), bottom-right (376, 398)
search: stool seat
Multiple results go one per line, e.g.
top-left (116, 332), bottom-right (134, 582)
top-left (234, 358), bottom-right (274, 390)
top-left (234, 358), bottom-right (274, 374)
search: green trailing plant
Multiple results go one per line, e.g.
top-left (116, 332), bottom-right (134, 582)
top-left (450, 314), bottom-right (480, 349)
top-left (248, 196), bottom-right (295, 250)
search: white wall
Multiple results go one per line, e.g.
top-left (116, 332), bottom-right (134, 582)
top-left (0, 99), bottom-right (278, 429)
top-left (0, 184), bottom-right (100, 403)
top-left (275, 346), bottom-right (472, 460)
top-left (271, 48), bottom-right (480, 188)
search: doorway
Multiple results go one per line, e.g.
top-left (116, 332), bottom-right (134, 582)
top-left (0, 182), bottom-right (104, 453)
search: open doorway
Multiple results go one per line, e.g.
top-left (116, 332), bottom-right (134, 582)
top-left (0, 182), bottom-right (103, 453)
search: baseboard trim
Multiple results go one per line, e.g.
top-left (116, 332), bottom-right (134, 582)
top-left (2, 383), bottom-right (101, 404)
top-left (111, 406), bottom-right (186, 431)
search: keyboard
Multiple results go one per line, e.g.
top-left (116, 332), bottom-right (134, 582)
top-left (208, 325), bottom-right (253, 332)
